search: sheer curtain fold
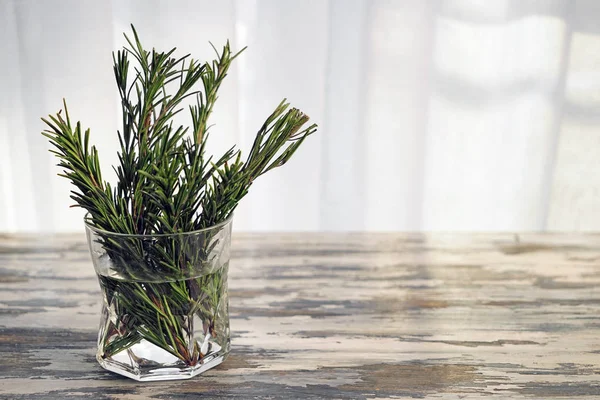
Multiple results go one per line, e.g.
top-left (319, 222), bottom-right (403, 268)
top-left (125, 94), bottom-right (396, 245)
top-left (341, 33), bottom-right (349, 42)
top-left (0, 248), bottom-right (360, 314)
top-left (1, 0), bottom-right (599, 232)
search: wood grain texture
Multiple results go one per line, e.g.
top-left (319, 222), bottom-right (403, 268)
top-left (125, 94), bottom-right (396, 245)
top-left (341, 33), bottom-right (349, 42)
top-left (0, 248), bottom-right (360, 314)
top-left (1, 233), bottom-right (600, 399)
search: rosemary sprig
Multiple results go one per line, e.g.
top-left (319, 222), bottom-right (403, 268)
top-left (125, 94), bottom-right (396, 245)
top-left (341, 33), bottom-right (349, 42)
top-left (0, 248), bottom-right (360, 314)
top-left (41, 25), bottom-right (317, 365)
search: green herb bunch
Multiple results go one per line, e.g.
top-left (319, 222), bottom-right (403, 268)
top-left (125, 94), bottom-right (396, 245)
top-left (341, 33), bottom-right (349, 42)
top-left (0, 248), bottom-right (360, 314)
top-left (40, 26), bottom-right (317, 368)
top-left (43, 25), bottom-right (316, 236)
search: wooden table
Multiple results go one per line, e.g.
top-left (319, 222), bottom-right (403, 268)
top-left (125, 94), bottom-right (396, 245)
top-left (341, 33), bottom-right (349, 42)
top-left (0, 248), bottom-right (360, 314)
top-left (1, 233), bottom-right (600, 399)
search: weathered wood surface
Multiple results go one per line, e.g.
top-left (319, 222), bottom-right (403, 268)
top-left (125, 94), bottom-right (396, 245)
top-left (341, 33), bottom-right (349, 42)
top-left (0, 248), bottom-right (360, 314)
top-left (1, 233), bottom-right (600, 399)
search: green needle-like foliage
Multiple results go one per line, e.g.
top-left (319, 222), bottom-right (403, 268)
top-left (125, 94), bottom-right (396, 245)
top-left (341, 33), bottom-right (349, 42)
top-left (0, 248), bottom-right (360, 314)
top-left (42, 25), bottom-right (317, 236)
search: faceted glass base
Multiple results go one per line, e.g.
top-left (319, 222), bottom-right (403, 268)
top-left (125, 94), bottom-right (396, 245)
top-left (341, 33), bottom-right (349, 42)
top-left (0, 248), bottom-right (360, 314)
top-left (97, 339), bottom-right (229, 381)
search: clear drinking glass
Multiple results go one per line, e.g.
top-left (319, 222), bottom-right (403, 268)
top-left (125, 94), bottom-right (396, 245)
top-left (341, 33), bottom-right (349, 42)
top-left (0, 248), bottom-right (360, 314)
top-left (85, 217), bottom-right (232, 381)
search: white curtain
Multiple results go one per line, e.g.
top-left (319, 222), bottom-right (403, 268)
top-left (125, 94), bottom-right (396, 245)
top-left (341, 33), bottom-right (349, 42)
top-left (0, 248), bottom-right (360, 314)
top-left (1, 0), bottom-right (600, 232)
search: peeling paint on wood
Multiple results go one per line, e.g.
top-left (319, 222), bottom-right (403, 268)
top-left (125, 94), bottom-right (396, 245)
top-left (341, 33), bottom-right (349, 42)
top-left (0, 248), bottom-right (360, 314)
top-left (1, 233), bottom-right (600, 399)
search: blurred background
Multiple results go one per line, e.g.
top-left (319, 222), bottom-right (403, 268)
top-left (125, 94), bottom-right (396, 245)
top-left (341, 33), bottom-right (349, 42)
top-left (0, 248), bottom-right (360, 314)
top-left (1, 0), bottom-right (599, 232)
